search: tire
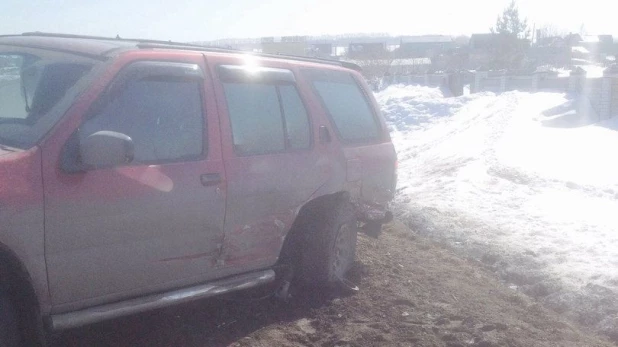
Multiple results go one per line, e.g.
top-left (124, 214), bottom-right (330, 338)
top-left (0, 286), bottom-right (20, 347)
top-left (299, 198), bottom-right (358, 285)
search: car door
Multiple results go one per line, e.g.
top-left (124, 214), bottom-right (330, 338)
top-left (208, 59), bottom-right (329, 272)
top-left (42, 55), bottom-right (226, 310)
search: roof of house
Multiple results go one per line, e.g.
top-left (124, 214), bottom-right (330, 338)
top-left (471, 33), bottom-right (495, 40)
top-left (400, 35), bottom-right (453, 44)
top-left (572, 46), bottom-right (590, 54)
top-left (582, 35), bottom-right (600, 43)
top-left (469, 33), bottom-right (496, 47)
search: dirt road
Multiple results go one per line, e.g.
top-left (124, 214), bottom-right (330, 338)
top-left (51, 221), bottom-right (612, 346)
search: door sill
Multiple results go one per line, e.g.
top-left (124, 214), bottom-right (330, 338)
top-left (50, 269), bottom-right (275, 331)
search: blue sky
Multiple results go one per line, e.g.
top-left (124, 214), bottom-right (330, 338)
top-left (2, 0), bottom-right (616, 42)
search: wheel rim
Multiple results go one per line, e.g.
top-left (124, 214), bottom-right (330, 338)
top-left (331, 223), bottom-right (354, 280)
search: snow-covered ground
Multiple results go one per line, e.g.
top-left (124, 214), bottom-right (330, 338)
top-left (377, 84), bottom-right (618, 335)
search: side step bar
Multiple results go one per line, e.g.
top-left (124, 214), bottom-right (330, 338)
top-left (50, 269), bottom-right (275, 330)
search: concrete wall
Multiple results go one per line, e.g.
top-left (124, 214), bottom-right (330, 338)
top-left (538, 77), bottom-right (569, 90)
top-left (480, 77), bottom-right (501, 93)
top-left (507, 76), bottom-right (533, 91)
top-left (471, 69), bottom-right (618, 120)
top-left (381, 73), bottom-right (463, 96)
top-left (583, 79), bottom-right (604, 117)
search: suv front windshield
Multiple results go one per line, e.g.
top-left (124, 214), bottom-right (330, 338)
top-left (0, 48), bottom-right (94, 149)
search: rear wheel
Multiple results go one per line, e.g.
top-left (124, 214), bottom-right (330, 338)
top-left (0, 286), bottom-right (20, 347)
top-left (299, 198), bottom-right (358, 285)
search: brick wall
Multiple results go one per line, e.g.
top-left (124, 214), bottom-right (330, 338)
top-left (538, 77), bottom-right (569, 91)
top-left (506, 77), bottom-right (533, 91)
top-left (427, 74), bottom-right (446, 87)
top-left (480, 77), bottom-right (501, 93)
top-left (583, 79), bottom-right (605, 117)
top-left (476, 74), bottom-right (573, 93)
top-left (381, 73), bottom-right (456, 93)
top-left (613, 79), bottom-right (618, 117)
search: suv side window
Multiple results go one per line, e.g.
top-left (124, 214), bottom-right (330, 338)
top-left (80, 77), bottom-right (204, 163)
top-left (305, 69), bottom-right (380, 143)
top-left (223, 83), bottom-right (285, 155)
top-left (222, 82), bottom-right (311, 155)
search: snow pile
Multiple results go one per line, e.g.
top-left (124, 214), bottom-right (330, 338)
top-left (377, 84), bottom-right (618, 336)
top-left (376, 84), bottom-right (476, 132)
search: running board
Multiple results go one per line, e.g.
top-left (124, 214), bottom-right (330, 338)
top-left (50, 269), bottom-right (275, 330)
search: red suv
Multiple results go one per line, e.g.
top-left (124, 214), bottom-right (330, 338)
top-left (0, 33), bottom-right (396, 346)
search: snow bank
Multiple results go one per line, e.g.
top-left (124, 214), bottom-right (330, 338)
top-left (376, 84), bottom-right (474, 132)
top-left (378, 85), bottom-right (618, 334)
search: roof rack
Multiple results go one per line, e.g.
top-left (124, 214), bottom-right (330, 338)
top-left (136, 42), bottom-right (361, 71)
top-left (16, 32), bottom-right (362, 71)
top-left (20, 32), bottom-right (216, 49)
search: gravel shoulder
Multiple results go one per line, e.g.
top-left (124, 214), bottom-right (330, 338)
top-left (52, 220), bottom-right (612, 347)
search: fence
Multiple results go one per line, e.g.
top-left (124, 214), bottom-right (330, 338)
top-left (472, 68), bottom-right (618, 120)
top-left (381, 72), bottom-right (472, 96)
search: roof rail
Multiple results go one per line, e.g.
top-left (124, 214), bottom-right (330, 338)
top-left (19, 31), bottom-right (209, 48)
top-left (137, 43), bottom-right (362, 71)
top-left (15, 32), bottom-right (362, 72)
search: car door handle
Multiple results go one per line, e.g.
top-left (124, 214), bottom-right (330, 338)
top-left (200, 173), bottom-right (222, 187)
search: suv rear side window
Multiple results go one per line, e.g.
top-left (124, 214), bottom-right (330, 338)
top-left (305, 70), bottom-right (380, 142)
top-left (223, 82), bottom-right (311, 155)
top-left (81, 78), bottom-right (204, 163)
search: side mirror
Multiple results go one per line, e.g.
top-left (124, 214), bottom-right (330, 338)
top-left (80, 131), bottom-right (134, 169)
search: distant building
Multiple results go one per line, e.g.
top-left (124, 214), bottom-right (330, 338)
top-left (468, 33), bottom-right (497, 68)
top-left (348, 42), bottom-right (386, 58)
top-left (398, 35), bottom-right (455, 57)
top-left (307, 43), bottom-right (334, 57)
top-left (577, 35), bottom-right (616, 61)
top-left (469, 33), bottom-right (496, 50)
top-left (261, 36), bottom-right (308, 56)
top-left (564, 33), bottom-right (583, 46)
top-left (529, 35), bottom-right (571, 66)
